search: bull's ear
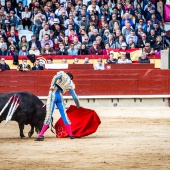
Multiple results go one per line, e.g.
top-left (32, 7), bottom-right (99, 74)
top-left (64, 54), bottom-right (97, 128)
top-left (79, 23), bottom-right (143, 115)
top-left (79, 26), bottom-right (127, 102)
top-left (13, 54), bottom-right (18, 65)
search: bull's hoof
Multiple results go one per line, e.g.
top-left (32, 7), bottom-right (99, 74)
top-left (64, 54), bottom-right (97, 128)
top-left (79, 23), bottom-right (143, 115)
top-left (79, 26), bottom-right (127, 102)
top-left (28, 131), bottom-right (34, 138)
top-left (20, 135), bottom-right (26, 139)
top-left (34, 136), bottom-right (44, 141)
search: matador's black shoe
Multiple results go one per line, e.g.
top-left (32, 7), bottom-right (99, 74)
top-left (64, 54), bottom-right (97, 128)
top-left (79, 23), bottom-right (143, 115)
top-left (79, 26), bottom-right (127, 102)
top-left (34, 136), bottom-right (44, 141)
top-left (70, 136), bottom-right (74, 139)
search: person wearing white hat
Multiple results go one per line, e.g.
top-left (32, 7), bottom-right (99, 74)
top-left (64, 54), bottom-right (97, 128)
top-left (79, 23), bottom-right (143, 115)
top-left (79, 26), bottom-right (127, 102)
top-left (121, 42), bottom-right (128, 50)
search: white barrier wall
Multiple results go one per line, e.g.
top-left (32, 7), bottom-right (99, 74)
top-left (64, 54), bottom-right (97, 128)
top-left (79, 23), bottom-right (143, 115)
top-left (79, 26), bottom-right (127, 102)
top-left (161, 49), bottom-right (169, 69)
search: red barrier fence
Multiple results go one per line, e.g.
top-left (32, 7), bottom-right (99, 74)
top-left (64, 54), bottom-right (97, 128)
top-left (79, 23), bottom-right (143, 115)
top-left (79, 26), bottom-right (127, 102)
top-left (0, 66), bottom-right (170, 96)
top-left (2, 54), bottom-right (160, 60)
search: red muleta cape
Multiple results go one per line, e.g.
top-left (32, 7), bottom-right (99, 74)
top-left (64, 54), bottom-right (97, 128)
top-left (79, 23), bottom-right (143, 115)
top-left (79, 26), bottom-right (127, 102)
top-left (55, 105), bottom-right (101, 138)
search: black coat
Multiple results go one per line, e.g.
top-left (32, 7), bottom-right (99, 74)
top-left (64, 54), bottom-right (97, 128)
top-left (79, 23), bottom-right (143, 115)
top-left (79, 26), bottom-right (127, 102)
top-left (147, 35), bottom-right (157, 47)
top-left (56, 49), bottom-right (68, 55)
top-left (137, 39), bottom-right (149, 48)
top-left (0, 50), bottom-right (9, 56)
top-left (32, 65), bottom-right (44, 70)
top-left (138, 57), bottom-right (150, 63)
top-left (78, 49), bottom-right (88, 55)
top-left (0, 63), bottom-right (10, 70)
top-left (153, 42), bottom-right (163, 51)
top-left (58, 15), bottom-right (68, 25)
top-left (28, 40), bottom-right (41, 50)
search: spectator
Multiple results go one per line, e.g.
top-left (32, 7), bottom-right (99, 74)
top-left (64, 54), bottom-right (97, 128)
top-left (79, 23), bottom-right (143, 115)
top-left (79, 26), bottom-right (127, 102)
top-left (153, 35), bottom-right (163, 55)
top-left (57, 31), bottom-right (65, 43)
top-left (73, 58), bottom-right (79, 64)
top-left (88, 41), bottom-right (103, 55)
top-left (0, 58), bottom-right (10, 71)
top-left (0, 36), bottom-right (7, 49)
top-left (103, 43), bottom-right (111, 55)
top-left (102, 29), bottom-right (110, 42)
top-left (6, 25), bottom-right (19, 37)
top-left (79, 16), bottom-right (89, 31)
top-left (17, 58), bottom-right (31, 71)
top-left (84, 57), bottom-right (90, 64)
top-left (41, 43), bottom-right (56, 55)
top-left (21, 6), bottom-right (31, 30)
top-left (104, 34), bottom-right (115, 47)
top-left (147, 29), bottom-right (156, 48)
top-left (96, 36), bottom-right (105, 49)
top-left (98, 15), bottom-right (108, 31)
top-left (47, 58), bottom-right (53, 64)
top-left (8, 45), bottom-right (18, 56)
top-left (7, 37), bottom-right (19, 50)
top-left (15, 2), bottom-right (24, 22)
top-left (144, 20), bottom-right (154, 36)
top-left (121, 13), bottom-right (134, 27)
top-left (65, 24), bottom-right (73, 37)
top-left (106, 53), bottom-right (117, 64)
top-left (49, 30), bottom-right (55, 40)
top-left (63, 36), bottom-right (70, 50)
top-left (94, 58), bottom-right (105, 70)
top-left (56, 43), bottom-right (68, 55)
top-left (41, 34), bottom-right (54, 48)
top-left (120, 42), bottom-right (128, 50)
top-left (126, 30), bottom-right (138, 46)
top-left (62, 58), bottom-right (67, 64)
top-left (82, 36), bottom-right (91, 49)
top-left (153, 22), bottom-right (165, 37)
top-left (143, 43), bottom-right (154, 55)
top-left (8, 30), bottom-right (19, 44)
top-left (89, 29), bottom-right (99, 44)
top-left (9, 10), bottom-right (18, 27)
top-left (2, 19), bottom-right (11, 32)
top-left (135, 18), bottom-right (146, 31)
top-left (68, 43), bottom-right (78, 55)
top-left (122, 22), bottom-right (133, 37)
top-left (39, 24), bottom-right (51, 41)
top-left (138, 52), bottom-right (150, 63)
top-left (32, 59), bottom-right (44, 70)
top-left (68, 29), bottom-right (78, 43)
top-left (28, 35), bottom-right (41, 50)
top-left (109, 13), bottom-right (120, 31)
top-left (5, 1), bottom-right (14, 14)
top-left (114, 30), bottom-right (122, 42)
top-left (73, 37), bottom-right (81, 51)
top-left (35, 14), bottom-right (46, 34)
top-left (135, 24), bottom-right (144, 37)
top-left (0, 44), bottom-right (8, 56)
top-left (18, 36), bottom-right (29, 50)
top-left (58, 10), bottom-right (68, 27)
top-left (19, 45), bottom-right (29, 56)
top-left (118, 52), bottom-right (132, 64)
top-left (53, 38), bottom-right (59, 51)
top-left (78, 43), bottom-right (88, 55)
top-left (29, 44), bottom-right (40, 55)
top-left (138, 33), bottom-right (149, 48)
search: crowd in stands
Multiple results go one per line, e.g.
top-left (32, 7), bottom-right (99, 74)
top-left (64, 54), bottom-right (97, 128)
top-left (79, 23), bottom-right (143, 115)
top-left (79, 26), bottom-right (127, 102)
top-left (0, 0), bottom-right (169, 71)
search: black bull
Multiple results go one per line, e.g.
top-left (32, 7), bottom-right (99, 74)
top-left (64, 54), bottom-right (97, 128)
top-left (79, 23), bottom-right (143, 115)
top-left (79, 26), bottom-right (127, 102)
top-left (0, 91), bottom-right (46, 138)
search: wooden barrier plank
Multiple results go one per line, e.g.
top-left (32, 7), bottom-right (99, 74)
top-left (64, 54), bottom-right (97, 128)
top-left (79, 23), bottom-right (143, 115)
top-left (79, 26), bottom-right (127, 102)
top-left (1, 69), bottom-right (170, 96)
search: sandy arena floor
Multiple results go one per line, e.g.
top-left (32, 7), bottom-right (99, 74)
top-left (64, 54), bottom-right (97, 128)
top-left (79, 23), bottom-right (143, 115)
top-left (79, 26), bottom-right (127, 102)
top-left (0, 107), bottom-right (170, 170)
